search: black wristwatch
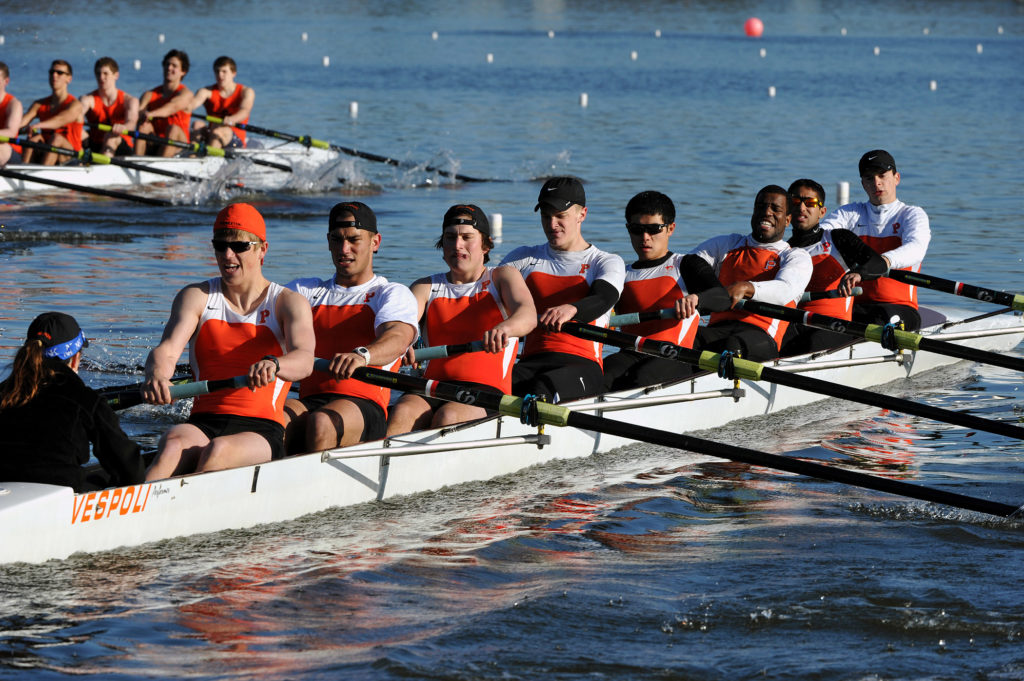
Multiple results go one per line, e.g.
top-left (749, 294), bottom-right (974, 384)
top-left (261, 355), bottom-right (280, 373)
top-left (353, 346), bottom-right (371, 366)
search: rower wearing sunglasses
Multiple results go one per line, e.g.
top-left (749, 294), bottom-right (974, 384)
top-left (601, 191), bottom-right (730, 392)
top-left (18, 59), bottom-right (84, 165)
top-left (781, 179), bottom-right (888, 356)
top-left (142, 203), bottom-right (315, 480)
top-left (819, 150), bottom-right (931, 331)
top-left (687, 185), bottom-right (812, 362)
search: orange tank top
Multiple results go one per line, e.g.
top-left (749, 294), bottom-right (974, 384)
top-left (799, 232), bottom-right (853, 320)
top-left (0, 94), bottom-right (19, 154)
top-left (857, 234), bottom-right (919, 308)
top-left (422, 270), bottom-right (516, 393)
top-left (205, 83), bottom-right (248, 145)
top-left (189, 279), bottom-right (290, 424)
top-left (710, 246), bottom-right (793, 349)
top-left (618, 253), bottom-right (700, 347)
top-left (84, 89), bottom-right (133, 150)
top-left (146, 84), bottom-right (190, 142)
top-left (38, 94), bottom-right (83, 151)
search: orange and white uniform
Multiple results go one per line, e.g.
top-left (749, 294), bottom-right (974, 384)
top-left (145, 84), bottom-right (190, 141)
top-left (421, 268), bottom-right (518, 393)
top-left (820, 200), bottom-right (930, 308)
top-left (499, 243), bottom-right (625, 365)
top-left (288, 274), bottom-right (418, 413)
top-left (618, 253), bottom-right (700, 347)
top-left (38, 94), bottom-right (83, 151)
top-left (189, 279), bottom-right (290, 425)
top-left (795, 230), bottom-right (855, 320)
top-left (84, 89), bottom-right (133, 150)
top-left (689, 234), bottom-right (811, 350)
top-left (204, 83), bottom-right (249, 146)
top-left (0, 93), bottom-right (20, 154)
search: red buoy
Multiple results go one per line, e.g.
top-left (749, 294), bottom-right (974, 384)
top-left (745, 17), bottom-right (764, 38)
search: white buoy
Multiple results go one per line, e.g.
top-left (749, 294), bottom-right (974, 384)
top-left (930, 80), bottom-right (937, 91)
top-left (998, 26), bottom-right (1004, 35)
top-left (768, 85), bottom-right (776, 98)
top-left (759, 47), bottom-right (766, 58)
top-left (492, 213), bottom-right (503, 243)
top-left (837, 181), bottom-right (850, 206)
top-left (923, 27), bottom-right (930, 35)
top-left (630, 50), bottom-right (638, 61)
top-left (579, 92), bottom-right (588, 108)
top-left (840, 27), bottom-right (847, 36)
top-left (158, 33), bottom-right (165, 44)
top-left (486, 53), bottom-right (493, 63)
top-left (977, 43), bottom-right (983, 54)
top-left (301, 32), bottom-right (308, 42)
top-left (322, 56), bottom-right (330, 67)
top-left (431, 31), bottom-right (438, 40)
top-left (349, 101), bottom-right (358, 118)
top-left (133, 59), bottom-right (141, 70)
top-left (548, 30), bottom-right (555, 38)
top-left (0, 36), bottom-right (5, 46)
top-left (655, 29), bottom-right (661, 38)
top-left (873, 46), bottom-right (881, 55)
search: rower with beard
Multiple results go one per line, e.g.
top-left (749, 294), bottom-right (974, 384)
top-left (781, 178), bottom-right (887, 356)
top-left (601, 190), bottom-right (731, 392)
top-left (284, 202), bottom-right (418, 454)
top-left (688, 185), bottom-right (812, 362)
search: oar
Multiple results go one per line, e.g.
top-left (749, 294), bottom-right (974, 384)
top-left (105, 373), bottom-right (251, 410)
top-left (562, 322), bottom-right (1024, 442)
top-left (414, 340), bottom-right (487, 361)
top-left (195, 114), bottom-right (501, 183)
top-left (2, 134), bottom-right (204, 183)
top-left (886, 268), bottom-right (1024, 312)
top-left (0, 166), bottom-right (172, 206)
top-left (97, 124), bottom-right (293, 172)
top-left (353, 368), bottom-right (1022, 519)
top-left (608, 288), bottom-right (863, 327)
top-left (736, 299), bottom-right (1024, 375)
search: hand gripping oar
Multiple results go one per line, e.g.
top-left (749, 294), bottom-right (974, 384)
top-left (195, 115), bottom-right (502, 183)
top-left (2, 134), bottom-right (204, 183)
top-left (736, 299), bottom-right (1024, 375)
top-left (0, 166), bottom-right (172, 206)
top-left (608, 288), bottom-right (863, 327)
top-left (562, 322), bottom-right (1024, 442)
top-left (96, 124), bottom-right (293, 172)
top-left (105, 374), bottom-right (249, 410)
top-left (352, 367), bottom-right (1023, 519)
top-left (886, 268), bottom-right (1024, 312)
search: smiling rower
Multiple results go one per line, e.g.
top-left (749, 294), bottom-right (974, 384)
top-left (687, 185), bottom-right (812, 362)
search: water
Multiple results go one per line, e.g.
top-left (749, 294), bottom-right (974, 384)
top-left (2, 1), bottom-right (1024, 678)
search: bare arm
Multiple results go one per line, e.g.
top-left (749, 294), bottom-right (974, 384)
top-left (119, 94), bottom-right (139, 132)
top-left (329, 320), bottom-right (417, 380)
top-left (188, 87), bottom-right (212, 114)
top-left (143, 283), bottom-right (207, 404)
top-left (144, 86), bottom-right (193, 119)
top-left (31, 98), bottom-right (83, 130)
top-left (486, 266), bottom-right (537, 353)
top-left (0, 96), bottom-right (23, 138)
top-left (222, 87), bottom-right (255, 127)
top-left (18, 100), bottom-right (42, 130)
top-left (256, 287), bottom-right (315, 385)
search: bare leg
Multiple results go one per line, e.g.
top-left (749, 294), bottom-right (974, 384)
top-left (145, 423), bottom-right (209, 481)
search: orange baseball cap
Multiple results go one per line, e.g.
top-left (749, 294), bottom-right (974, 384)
top-left (213, 202), bottom-right (266, 241)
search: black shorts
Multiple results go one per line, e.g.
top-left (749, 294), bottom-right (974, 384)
top-left (512, 352), bottom-right (604, 403)
top-left (417, 380), bottom-right (504, 412)
top-left (601, 349), bottom-right (697, 392)
top-left (852, 303), bottom-right (922, 332)
top-left (696, 321), bottom-right (780, 362)
top-left (297, 393), bottom-right (387, 441)
top-left (187, 413), bottom-right (286, 460)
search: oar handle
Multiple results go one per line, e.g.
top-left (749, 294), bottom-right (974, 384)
top-left (414, 340), bottom-right (490, 361)
top-left (800, 287), bottom-right (863, 302)
top-left (886, 269), bottom-right (1024, 312)
top-left (608, 308), bottom-right (675, 327)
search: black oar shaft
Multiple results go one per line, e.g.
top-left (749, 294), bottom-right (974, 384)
top-left (354, 368), bottom-right (1021, 519)
top-left (0, 167), bottom-right (172, 206)
top-left (887, 269), bottom-right (1024, 312)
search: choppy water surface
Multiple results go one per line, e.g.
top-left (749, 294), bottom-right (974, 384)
top-left (1, 1), bottom-right (1023, 679)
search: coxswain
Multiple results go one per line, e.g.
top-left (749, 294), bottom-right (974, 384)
top-left (142, 203), bottom-right (315, 479)
top-left (189, 56), bottom-right (255, 149)
top-left (0, 61), bottom-right (24, 165)
top-left (135, 49), bottom-right (193, 157)
top-left (18, 59), bottom-right (84, 165)
top-left (0, 312), bottom-right (145, 492)
top-left (386, 204), bottom-right (536, 435)
top-left (80, 57), bottom-right (139, 156)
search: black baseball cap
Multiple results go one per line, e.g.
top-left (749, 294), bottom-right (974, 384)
top-left (26, 311), bottom-right (88, 361)
top-left (328, 201), bottom-right (377, 233)
top-left (859, 150), bottom-right (897, 177)
top-left (534, 176), bottom-right (586, 212)
top-left (442, 204), bottom-right (491, 237)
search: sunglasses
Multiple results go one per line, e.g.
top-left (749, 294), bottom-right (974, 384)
top-left (211, 239), bottom-right (260, 253)
top-left (790, 196), bottom-right (823, 208)
top-left (626, 223), bottom-right (670, 236)
top-left (48, 69), bottom-right (70, 76)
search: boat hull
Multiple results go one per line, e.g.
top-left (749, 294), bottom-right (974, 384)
top-left (1, 308), bottom-right (1021, 564)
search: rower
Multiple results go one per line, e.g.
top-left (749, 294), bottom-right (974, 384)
top-left (142, 203), bottom-right (315, 479)
top-left (821, 150), bottom-right (931, 331)
top-left (189, 56), bottom-right (255, 149)
top-left (500, 176), bottom-right (625, 402)
top-left (135, 49), bottom-right (193, 157)
top-left (688, 184), bottom-right (812, 362)
top-left (386, 204), bottom-right (536, 435)
top-left (0, 61), bottom-right (24, 165)
top-left (284, 202), bottom-right (418, 454)
top-left (782, 178), bottom-right (887, 356)
top-left (601, 190), bottom-right (730, 392)
top-left (18, 59), bottom-right (84, 165)
top-left (0, 312), bottom-right (145, 492)
top-left (80, 57), bottom-right (139, 157)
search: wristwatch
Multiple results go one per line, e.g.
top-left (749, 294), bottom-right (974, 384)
top-left (353, 346), bottom-right (371, 366)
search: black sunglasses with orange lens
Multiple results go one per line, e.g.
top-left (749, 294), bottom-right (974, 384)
top-left (790, 196), bottom-right (823, 208)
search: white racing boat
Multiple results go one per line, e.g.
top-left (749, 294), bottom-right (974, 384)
top-left (1, 306), bottom-right (1021, 565)
top-left (0, 142), bottom-right (339, 197)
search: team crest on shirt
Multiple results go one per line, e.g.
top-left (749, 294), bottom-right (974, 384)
top-left (363, 291), bottom-right (377, 303)
top-left (764, 257), bottom-right (778, 270)
top-left (579, 264), bottom-right (590, 275)
top-left (893, 222), bottom-right (901, 233)
top-left (258, 310), bottom-right (270, 324)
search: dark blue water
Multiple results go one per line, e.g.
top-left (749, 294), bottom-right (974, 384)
top-left (1, 1), bottom-right (1023, 678)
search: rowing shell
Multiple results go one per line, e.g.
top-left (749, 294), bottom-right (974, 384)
top-left (0, 306), bottom-right (1021, 565)
top-left (0, 143), bottom-right (338, 196)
